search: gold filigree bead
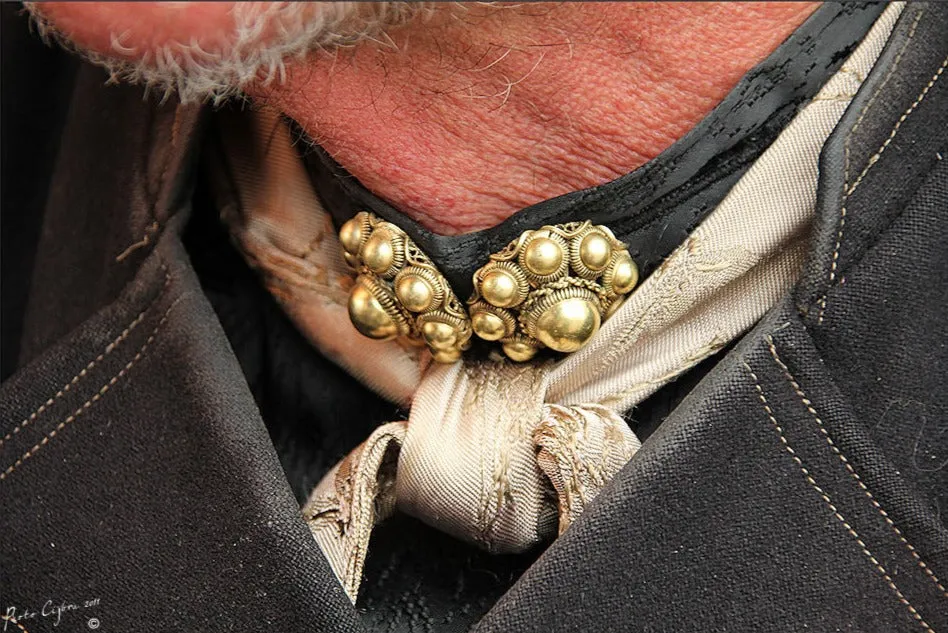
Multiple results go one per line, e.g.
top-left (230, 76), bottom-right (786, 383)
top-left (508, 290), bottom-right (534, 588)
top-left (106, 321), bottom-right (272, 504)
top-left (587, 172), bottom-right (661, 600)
top-left (604, 251), bottom-right (639, 294)
top-left (339, 212), bottom-right (470, 362)
top-left (522, 287), bottom-right (602, 353)
top-left (469, 302), bottom-right (516, 341)
top-left (421, 321), bottom-right (458, 351)
top-left (418, 311), bottom-right (472, 352)
top-left (478, 262), bottom-right (528, 308)
top-left (361, 225), bottom-right (405, 278)
top-left (519, 231), bottom-right (568, 283)
top-left (343, 252), bottom-right (360, 269)
top-left (347, 275), bottom-right (409, 340)
top-left (536, 299), bottom-right (600, 352)
top-left (394, 266), bottom-right (443, 313)
top-left (339, 212), bottom-right (372, 256)
top-left (432, 348), bottom-right (463, 364)
top-left (570, 227), bottom-right (614, 278)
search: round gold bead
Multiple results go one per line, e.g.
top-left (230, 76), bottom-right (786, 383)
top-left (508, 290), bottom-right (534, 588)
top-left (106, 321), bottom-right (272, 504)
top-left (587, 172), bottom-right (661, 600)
top-left (502, 339), bottom-right (540, 362)
top-left (607, 252), bottom-right (639, 294)
top-left (480, 266), bottom-right (526, 308)
top-left (578, 231), bottom-right (612, 272)
top-left (521, 235), bottom-right (565, 277)
top-left (472, 311), bottom-right (509, 341)
top-left (396, 274), bottom-right (433, 312)
top-left (361, 229), bottom-right (397, 275)
top-left (347, 278), bottom-right (405, 340)
top-left (469, 301), bottom-right (516, 342)
top-left (394, 267), bottom-right (442, 313)
top-left (421, 320), bottom-right (459, 351)
top-left (534, 296), bottom-right (601, 353)
top-left (339, 214), bottom-right (370, 255)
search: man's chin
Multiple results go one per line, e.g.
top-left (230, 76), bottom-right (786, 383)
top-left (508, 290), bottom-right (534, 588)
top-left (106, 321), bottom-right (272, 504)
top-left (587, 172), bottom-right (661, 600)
top-left (25, 2), bottom-right (427, 103)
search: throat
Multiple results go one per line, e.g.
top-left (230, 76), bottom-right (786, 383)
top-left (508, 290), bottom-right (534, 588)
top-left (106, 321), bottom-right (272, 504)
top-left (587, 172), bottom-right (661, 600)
top-left (251, 2), bottom-right (819, 235)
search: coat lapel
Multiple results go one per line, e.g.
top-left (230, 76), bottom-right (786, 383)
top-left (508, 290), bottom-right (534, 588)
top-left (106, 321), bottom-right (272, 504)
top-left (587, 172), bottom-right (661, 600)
top-left (476, 300), bottom-right (948, 632)
top-left (1, 223), bottom-right (364, 633)
top-left (0, 66), bottom-right (363, 632)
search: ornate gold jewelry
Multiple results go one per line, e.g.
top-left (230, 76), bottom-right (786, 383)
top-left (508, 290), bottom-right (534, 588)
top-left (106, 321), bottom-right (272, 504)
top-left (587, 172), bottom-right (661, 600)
top-left (469, 221), bottom-right (639, 362)
top-left (340, 214), bottom-right (638, 364)
top-left (339, 212), bottom-right (472, 363)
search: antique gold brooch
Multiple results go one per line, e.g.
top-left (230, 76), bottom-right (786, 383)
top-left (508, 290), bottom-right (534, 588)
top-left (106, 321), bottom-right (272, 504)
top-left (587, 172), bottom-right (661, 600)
top-left (339, 212), bottom-right (473, 363)
top-left (339, 213), bottom-right (638, 363)
top-left (468, 222), bottom-right (637, 361)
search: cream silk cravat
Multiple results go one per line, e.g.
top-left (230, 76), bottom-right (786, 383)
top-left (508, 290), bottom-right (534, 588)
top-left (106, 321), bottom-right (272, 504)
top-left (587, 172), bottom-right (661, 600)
top-left (211, 2), bottom-right (903, 603)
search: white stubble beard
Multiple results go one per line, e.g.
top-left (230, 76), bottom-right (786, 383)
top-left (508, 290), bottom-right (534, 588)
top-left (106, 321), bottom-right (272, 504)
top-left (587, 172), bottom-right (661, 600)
top-left (25, 2), bottom-right (430, 104)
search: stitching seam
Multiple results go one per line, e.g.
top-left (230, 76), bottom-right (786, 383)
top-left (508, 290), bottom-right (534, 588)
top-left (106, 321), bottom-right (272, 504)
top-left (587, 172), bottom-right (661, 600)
top-left (0, 296), bottom-right (180, 483)
top-left (844, 55), bottom-right (946, 200)
top-left (0, 270), bottom-right (170, 450)
top-left (744, 361), bottom-right (934, 632)
top-left (767, 337), bottom-right (948, 597)
top-left (817, 8), bottom-right (926, 323)
top-left (817, 9), bottom-right (923, 323)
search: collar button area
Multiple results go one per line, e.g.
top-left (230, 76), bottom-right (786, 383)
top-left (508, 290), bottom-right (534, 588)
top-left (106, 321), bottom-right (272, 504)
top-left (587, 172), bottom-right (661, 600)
top-left (338, 213), bottom-right (639, 363)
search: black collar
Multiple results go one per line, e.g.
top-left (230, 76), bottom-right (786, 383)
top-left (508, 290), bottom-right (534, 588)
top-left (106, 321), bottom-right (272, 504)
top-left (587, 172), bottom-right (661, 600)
top-left (298, 2), bottom-right (885, 299)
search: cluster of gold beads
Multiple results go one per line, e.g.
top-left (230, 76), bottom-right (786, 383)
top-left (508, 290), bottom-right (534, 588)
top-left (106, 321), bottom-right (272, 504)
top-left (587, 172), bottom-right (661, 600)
top-left (339, 212), bottom-right (472, 363)
top-left (468, 221), bottom-right (638, 362)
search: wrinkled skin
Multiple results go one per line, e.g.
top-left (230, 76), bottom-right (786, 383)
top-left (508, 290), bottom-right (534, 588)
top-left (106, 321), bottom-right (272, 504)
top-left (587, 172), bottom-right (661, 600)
top-left (33, 2), bottom-right (818, 234)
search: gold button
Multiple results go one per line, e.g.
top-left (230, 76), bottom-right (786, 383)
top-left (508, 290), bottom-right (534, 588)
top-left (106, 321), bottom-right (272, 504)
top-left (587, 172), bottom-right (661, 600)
top-left (470, 221), bottom-right (639, 362)
top-left (340, 212), bottom-right (471, 362)
top-left (343, 214), bottom-right (639, 363)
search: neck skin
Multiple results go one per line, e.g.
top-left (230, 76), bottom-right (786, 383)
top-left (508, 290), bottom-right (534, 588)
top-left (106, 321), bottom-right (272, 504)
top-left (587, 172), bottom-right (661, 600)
top-left (250, 2), bottom-right (818, 234)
